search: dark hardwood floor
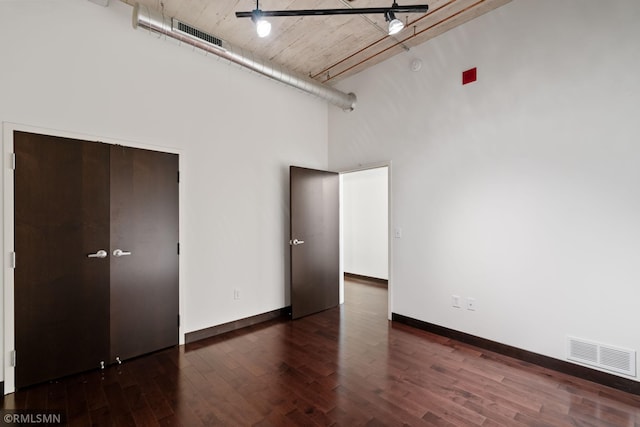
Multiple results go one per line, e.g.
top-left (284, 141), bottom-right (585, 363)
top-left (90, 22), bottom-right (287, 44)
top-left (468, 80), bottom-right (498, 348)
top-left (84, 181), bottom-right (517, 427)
top-left (3, 279), bottom-right (640, 426)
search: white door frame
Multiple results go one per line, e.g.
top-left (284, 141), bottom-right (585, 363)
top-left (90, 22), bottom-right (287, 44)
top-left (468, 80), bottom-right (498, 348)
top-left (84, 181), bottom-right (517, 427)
top-left (2, 122), bottom-right (185, 394)
top-left (338, 161), bottom-right (392, 319)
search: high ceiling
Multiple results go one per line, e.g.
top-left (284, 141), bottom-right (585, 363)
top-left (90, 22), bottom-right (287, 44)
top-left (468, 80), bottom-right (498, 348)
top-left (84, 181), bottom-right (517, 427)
top-left (122, 0), bottom-right (510, 84)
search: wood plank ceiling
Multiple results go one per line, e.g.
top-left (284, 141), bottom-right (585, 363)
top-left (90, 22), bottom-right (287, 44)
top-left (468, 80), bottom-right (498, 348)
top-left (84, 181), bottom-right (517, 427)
top-left (122, 0), bottom-right (511, 84)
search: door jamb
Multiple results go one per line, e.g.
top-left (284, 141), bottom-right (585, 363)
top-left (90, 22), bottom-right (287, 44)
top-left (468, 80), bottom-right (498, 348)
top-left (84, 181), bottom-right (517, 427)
top-left (2, 122), bottom-right (185, 394)
top-left (338, 161), bottom-right (392, 320)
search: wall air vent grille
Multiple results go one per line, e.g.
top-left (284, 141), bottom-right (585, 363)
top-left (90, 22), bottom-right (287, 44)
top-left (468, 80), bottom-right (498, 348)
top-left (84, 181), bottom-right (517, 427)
top-left (569, 339), bottom-right (598, 364)
top-left (567, 336), bottom-right (636, 377)
top-left (600, 347), bottom-right (632, 373)
top-left (175, 21), bottom-right (223, 48)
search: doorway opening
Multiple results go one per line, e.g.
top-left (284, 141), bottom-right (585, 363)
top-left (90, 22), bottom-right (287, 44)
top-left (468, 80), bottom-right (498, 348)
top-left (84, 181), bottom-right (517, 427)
top-left (339, 164), bottom-right (390, 318)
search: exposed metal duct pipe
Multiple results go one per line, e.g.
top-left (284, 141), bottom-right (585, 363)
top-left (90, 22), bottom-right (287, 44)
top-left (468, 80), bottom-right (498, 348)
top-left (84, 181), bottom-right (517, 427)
top-left (132, 4), bottom-right (357, 111)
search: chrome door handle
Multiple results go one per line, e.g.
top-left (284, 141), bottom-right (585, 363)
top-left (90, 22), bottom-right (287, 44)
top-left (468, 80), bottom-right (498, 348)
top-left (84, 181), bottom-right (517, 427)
top-left (289, 239), bottom-right (305, 246)
top-left (87, 250), bottom-right (108, 259)
top-left (113, 249), bottom-right (132, 257)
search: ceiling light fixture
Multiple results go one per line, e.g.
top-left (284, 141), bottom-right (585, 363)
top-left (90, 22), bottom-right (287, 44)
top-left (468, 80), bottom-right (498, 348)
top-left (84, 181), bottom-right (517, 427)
top-left (250, 1), bottom-right (271, 38)
top-left (384, 9), bottom-right (404, 35)
top-left (236, 1), bottom-right (428, 37)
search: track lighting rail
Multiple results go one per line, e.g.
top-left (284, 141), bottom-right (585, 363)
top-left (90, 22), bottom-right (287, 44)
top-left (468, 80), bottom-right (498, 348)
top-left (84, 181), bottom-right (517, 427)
top-left (235, 5), bottom-right (429, 18)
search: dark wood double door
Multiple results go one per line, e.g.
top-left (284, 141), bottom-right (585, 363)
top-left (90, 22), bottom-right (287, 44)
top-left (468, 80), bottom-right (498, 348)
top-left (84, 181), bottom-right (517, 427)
top-left (14, 131), bottom-right (179, 388)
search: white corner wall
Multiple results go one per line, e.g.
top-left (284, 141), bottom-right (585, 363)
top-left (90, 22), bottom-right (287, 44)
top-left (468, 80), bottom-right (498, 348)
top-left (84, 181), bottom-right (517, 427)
top-left (0, 0), bottom-right (330, 382)
top-left (329, 0), bottom-right (640, 381)
top-left (342, 168), bottom-right (388, 280)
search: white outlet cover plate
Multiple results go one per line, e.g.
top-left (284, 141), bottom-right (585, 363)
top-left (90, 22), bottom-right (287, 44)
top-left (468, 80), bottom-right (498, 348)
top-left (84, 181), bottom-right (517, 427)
top-left (466, 298), bottom-right (476, 311)
top-left (452, 295), bottom-right (461, 308)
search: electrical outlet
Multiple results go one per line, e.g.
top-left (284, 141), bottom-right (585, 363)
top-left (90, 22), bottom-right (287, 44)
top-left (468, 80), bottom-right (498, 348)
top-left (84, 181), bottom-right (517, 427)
top-left (466, 297), bottom-right (476, 311)
top-left (451, 295), bottom-right (461, 308)
top-left (234, 289), bottom-right (240, 300)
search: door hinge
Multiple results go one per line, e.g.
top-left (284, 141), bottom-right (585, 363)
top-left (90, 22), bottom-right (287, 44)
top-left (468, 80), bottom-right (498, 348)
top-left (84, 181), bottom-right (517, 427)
top-left (177, 170), bottom-right (180, 183)
top-left (177, 314), bottom-right (180, 327)
top-left (177, 242), bottom-right (180, 255)
top-left (10, 350), bottom-right (16, 367)
top-left (10, 153), bottom-right (16, 170)
top-left (9, 252), bottom-right (16, 268)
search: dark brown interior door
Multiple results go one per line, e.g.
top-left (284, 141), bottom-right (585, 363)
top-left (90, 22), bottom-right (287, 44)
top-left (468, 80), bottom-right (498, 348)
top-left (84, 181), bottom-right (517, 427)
top-left (109, 145), bottom-right (179, 361)
top-left (14, 132), bottom-right (111, 388)
top-left (289, 166), bottom-right (340, 319)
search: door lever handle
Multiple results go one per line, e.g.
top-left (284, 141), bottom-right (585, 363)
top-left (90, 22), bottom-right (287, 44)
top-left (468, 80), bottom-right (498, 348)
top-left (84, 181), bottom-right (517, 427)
top-left (289, 239), bottom-right (305, 246)
top-left (113, 249), bottom-right (132, 257)
top-left (87, 250), bottom-right (108, 258)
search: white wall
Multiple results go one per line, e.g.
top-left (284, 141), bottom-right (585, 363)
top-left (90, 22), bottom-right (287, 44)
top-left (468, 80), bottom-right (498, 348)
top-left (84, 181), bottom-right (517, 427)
top-left (342, 168), bottom-right (388, 280)
top-left (329, 0), bottom-right (640, 381)
top-left (0, 0), bottom-right (330, 383)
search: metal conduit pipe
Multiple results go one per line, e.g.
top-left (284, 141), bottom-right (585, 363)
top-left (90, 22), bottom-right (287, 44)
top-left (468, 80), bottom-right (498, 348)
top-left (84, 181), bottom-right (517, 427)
top-left (132, 4), bottom-right (357, 111)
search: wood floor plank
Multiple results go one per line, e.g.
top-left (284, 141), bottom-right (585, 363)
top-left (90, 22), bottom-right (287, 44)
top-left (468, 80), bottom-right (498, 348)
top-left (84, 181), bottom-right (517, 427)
top-left (65, 379), bottom-right (89, 424)
top-left (3, 278), bottom-right (640, 426)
